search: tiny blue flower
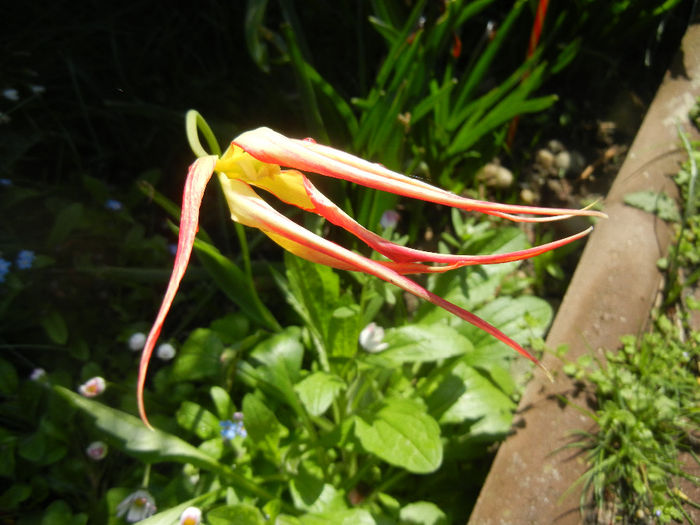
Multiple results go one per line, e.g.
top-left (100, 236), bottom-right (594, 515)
top-left (0, 258), bottom-right (11, 283)
top-left (0, 178), bottom-right (11, 186)
top-left (105, 199), bottom-right (123, 211)
top-left (2, 88), bottom-right (19, 102)
top-left (16, 250), bottom-right (35, 270)
top-left (220, 418), bottom-right (247, 440)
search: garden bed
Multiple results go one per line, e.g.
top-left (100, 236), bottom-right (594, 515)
top-left (468, 21), bottom-right (700, 525)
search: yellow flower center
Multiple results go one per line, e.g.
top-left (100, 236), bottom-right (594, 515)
top-left (215, 147), bottom-right (280, 182)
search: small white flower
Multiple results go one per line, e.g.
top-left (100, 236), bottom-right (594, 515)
top-left (29, 84), bottom-right (45, 95)
top-left (359, 322), bottom-right (389, 353)
top-left (128, 332), bottom-right (146, 351)
top-left (29, 368), bottom-right (46, 381)
top-left (78, 376), bottom-right (106, 397)
top-left (86, 441), bottom-right (108, 460)
top-left (156, 343), bottom-right (176, 361)
top-left (179, 506), bottom-right (202, 525)
top-left (2, 88), bottom-right (19, 102)
top-left (116, 489), bottom-right (157, 523)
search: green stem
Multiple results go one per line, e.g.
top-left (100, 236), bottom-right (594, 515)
top-left (186, 110), bottom-right (222, 157)
top-left (141, 463), bottom-right (151, 488)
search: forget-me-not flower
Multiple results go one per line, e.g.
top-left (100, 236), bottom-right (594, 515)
top-left (105, 199), bottom-right (123, 211)
top-left (220, 412), bottom-right (247, 440)
top-left (16, 250), bottom-right (35, 270)
top-left (0, 258), bottom-right (11, 283)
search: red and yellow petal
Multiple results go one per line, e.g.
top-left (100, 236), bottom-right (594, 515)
top-left (137, 155), bottom-right (217, 428)
top-left (233, 127), bottom-right (606, 222)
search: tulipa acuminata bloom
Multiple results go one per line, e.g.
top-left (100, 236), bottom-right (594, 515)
top-left (137, 114), bottom-right (606, 428)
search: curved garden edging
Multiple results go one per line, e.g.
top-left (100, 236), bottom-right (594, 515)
top-left (467, 21), bottom-right (700, 525)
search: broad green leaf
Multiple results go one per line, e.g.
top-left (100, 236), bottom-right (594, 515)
top-left (289, 466), bottom-right (347, 514)
top-left (366, 324), bottom-right (473, 367)
top-left (210, 313), bottom-right (250, 344)
top-left (210, 386), bottom-right (235, 420)
top-left (277, 509), bottom-right (375, 525)
top-left (283, 253), bottom-right (339, 353)
top-left (460, 295), bottom-right (552, 370)
top-left (208, 503), bottom-right (266, 525)
top-left (41, 310), bottom-right (69, 345)
top-left (624, 191), bottom-right (681, 221)
top-left (53, 386), bottom-right (221, 471)
top-left (294, 372), bottom-right (346, 417)
top-left (169, 329), bottom-right (224, 383)
top-left (138, 489), bottom-right (223, 525)
top-left (431, 362), bottom-right (515, 436)
top-left (176, 401), bottom-right (220, 440)
top-left (328, 302), bottom-right (361, 358)
top-left (0, 357), bottom-right (18, 395)
top-left (399, 501), bottom-right (448, 525)
top-left (18, 431), bottom-right (66, 466)
top-left (354, 398), bottom-right (442, 473)
top-left (250, 327), bottom-right (304, 383)
top-left (299, 509), bottom-right (375, 525)
top-left (242, 393), bottom-right (288, 450)
top-left (41, 500), bottom-right (87, 525)
top-left (0, 483), bottom-right (31, 511)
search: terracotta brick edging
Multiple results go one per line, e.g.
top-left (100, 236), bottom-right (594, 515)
top-left (467, 22), bottom-right (700, 525)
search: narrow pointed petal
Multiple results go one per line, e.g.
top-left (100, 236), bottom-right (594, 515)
top-left (138, 155), bottom-right (218, 429)
top-left (299, 173), bottom-right (594, 268)
top-left (233, 127), bottom-right (606, 221)
top-left (217, 176), bottom-right (548, 372)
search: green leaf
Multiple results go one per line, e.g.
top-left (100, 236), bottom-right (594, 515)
top-left (242, 393), bottom-right (288, 450)
top-left (53, 386), bottom-right (222, 470)
top-left (137, 490), bottom-right (223, 525)
top-left (40, 310), bottom-right (69, 345)
top-left (289, 464), bottom-right (347, 514)
top-left (0, 483), bottom-right (31, 511)
top-left (430, 362), bottom-right (516, 436)
top-left (41, 500), bottom-right (87, 525)
top-left (367, 324), bottom-right (473, 366)
top-left (176, 401), bottom-right (220, 440)
top-left (250, 327), bottom-right (304, 383)
top-left (210, 313), bottom-right (250, 344)
top-left (47, 202), bottom-right (84, 247)
top-left (294, 372), bottom-right (346, 417)
top-left (278, 509), bottom-right (375, 525)
top-left (459, 296), bottom-right (552, 370)
top-left (624, 191), bottom-right (681, 221)
top-left (210, 386), bottom-right (235, 420)
top-left (244, 0), bottom-right (271, 73)
top-left (193, 238), bottom-right (280, 331)
top-left (282, 253), bottom-right (338, 351)
top-left (328, 302), bottom-right (361, 358)
top-left (169, 329), bottom-right (224, 383)
top-left (399, 501), bottom-right (448, 525)
top-left (208, 504), bottom-right (266, 525)
top-left (0, 357), bottom-right (18, 395)
top-left (354, 398), bottom-right (442, 473)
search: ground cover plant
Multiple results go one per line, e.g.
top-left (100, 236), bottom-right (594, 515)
top-left (0, 1), bottom-right (692, 523)
top-left (564, 126), bottom-right (700, 523)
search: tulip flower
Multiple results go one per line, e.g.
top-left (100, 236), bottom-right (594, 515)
top-left (137, 122), bottom-right (605, 428)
